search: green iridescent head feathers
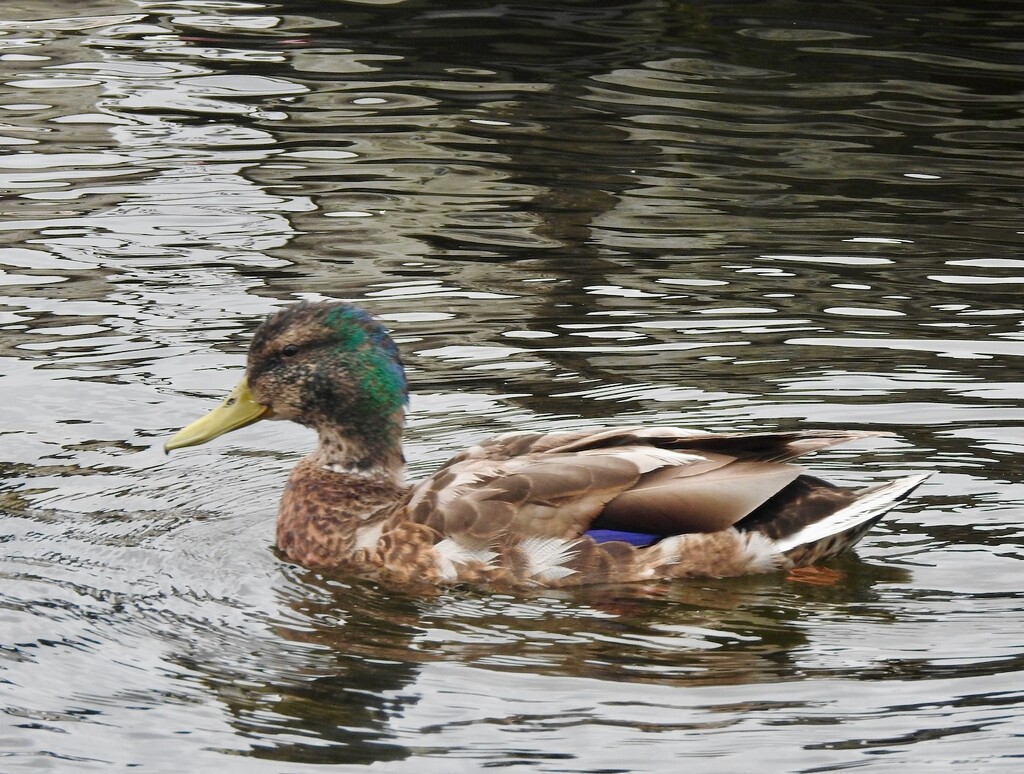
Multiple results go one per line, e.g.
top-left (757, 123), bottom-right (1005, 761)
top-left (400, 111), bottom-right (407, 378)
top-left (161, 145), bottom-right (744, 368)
top-left (165, 301), bottom-right (408, 469)
top-left (247, 301), bottom-right (408, 432)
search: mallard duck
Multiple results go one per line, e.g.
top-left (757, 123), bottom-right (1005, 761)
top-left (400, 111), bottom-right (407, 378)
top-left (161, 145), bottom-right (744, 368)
top-left (166, 301), bottom-right (929, 588)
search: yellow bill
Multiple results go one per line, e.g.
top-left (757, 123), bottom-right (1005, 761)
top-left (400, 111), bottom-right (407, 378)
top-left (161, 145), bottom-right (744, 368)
top-left (165, 378), bottom-right (269, 452)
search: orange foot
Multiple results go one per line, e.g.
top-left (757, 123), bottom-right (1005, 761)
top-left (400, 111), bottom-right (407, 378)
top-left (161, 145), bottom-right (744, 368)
top-left (785, 565), bottom-right (845, 586)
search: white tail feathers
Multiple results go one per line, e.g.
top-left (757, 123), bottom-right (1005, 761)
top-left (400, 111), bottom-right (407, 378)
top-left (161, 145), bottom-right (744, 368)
top-left (773, 473), bottom-right (931, 555)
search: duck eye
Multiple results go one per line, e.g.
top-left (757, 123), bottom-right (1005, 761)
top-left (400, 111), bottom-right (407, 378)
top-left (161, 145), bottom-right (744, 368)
top-left (281, 344), bottom-right (300, 357)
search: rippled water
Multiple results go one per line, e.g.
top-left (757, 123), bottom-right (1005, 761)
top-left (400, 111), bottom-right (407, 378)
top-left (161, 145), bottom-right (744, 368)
top-left (2, 1), bottom-right (1023, 770)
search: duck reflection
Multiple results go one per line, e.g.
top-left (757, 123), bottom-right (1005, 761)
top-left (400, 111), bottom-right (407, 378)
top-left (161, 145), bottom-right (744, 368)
top-left (174, 551), bottom-right (909, 764)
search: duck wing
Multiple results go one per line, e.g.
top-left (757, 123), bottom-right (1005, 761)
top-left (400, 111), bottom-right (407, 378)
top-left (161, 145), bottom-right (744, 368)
top-left (404, 427), bottom-right (886, 546)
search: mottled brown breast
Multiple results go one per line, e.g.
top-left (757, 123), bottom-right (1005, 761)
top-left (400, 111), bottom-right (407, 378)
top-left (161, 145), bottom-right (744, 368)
top-left (275, 458), bottom-right (409, 568)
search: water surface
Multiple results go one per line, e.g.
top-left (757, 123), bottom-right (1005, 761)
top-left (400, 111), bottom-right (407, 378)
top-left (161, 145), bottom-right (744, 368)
top-left (2, 1), bottom-right (1023, 771)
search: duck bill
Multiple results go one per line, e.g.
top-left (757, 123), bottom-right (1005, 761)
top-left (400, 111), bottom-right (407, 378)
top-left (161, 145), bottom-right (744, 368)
top-left (165, 378), bottom-right (269, 452)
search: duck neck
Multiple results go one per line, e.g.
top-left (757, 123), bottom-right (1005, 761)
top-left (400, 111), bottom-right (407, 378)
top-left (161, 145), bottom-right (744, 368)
top-left (309, 411), bottom-right (406, 485)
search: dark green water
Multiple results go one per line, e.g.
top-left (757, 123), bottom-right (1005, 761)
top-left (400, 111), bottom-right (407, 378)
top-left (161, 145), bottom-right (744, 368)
top-left (2, 1), bottom-right (1023, 770)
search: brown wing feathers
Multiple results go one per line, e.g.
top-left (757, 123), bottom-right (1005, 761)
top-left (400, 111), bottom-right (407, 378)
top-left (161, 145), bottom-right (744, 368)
top-left (404, 427), bottom-right (885, 544)
top-left (596, 459), bottom-right (802, 534)
top-left (540, 427), bottom-right (887, 463)
top-left (406, 453), bottom-right (648, 545)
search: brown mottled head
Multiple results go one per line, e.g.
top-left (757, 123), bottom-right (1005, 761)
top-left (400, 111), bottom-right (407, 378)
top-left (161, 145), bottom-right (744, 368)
top-left (247, 301), bottom-right (408, 454)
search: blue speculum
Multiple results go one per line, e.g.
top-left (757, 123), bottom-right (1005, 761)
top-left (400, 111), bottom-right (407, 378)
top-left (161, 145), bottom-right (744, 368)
top-left (584, 529), bottom-right (661, 547)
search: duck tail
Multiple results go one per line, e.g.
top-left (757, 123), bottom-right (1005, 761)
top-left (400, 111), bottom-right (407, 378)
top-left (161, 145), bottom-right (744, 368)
top-left (772, 473), bottom-right (931, 566)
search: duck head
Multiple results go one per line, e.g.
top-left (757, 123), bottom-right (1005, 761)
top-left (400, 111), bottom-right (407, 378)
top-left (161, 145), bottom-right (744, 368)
top-left (165, 301), bottom-right (408, 473)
